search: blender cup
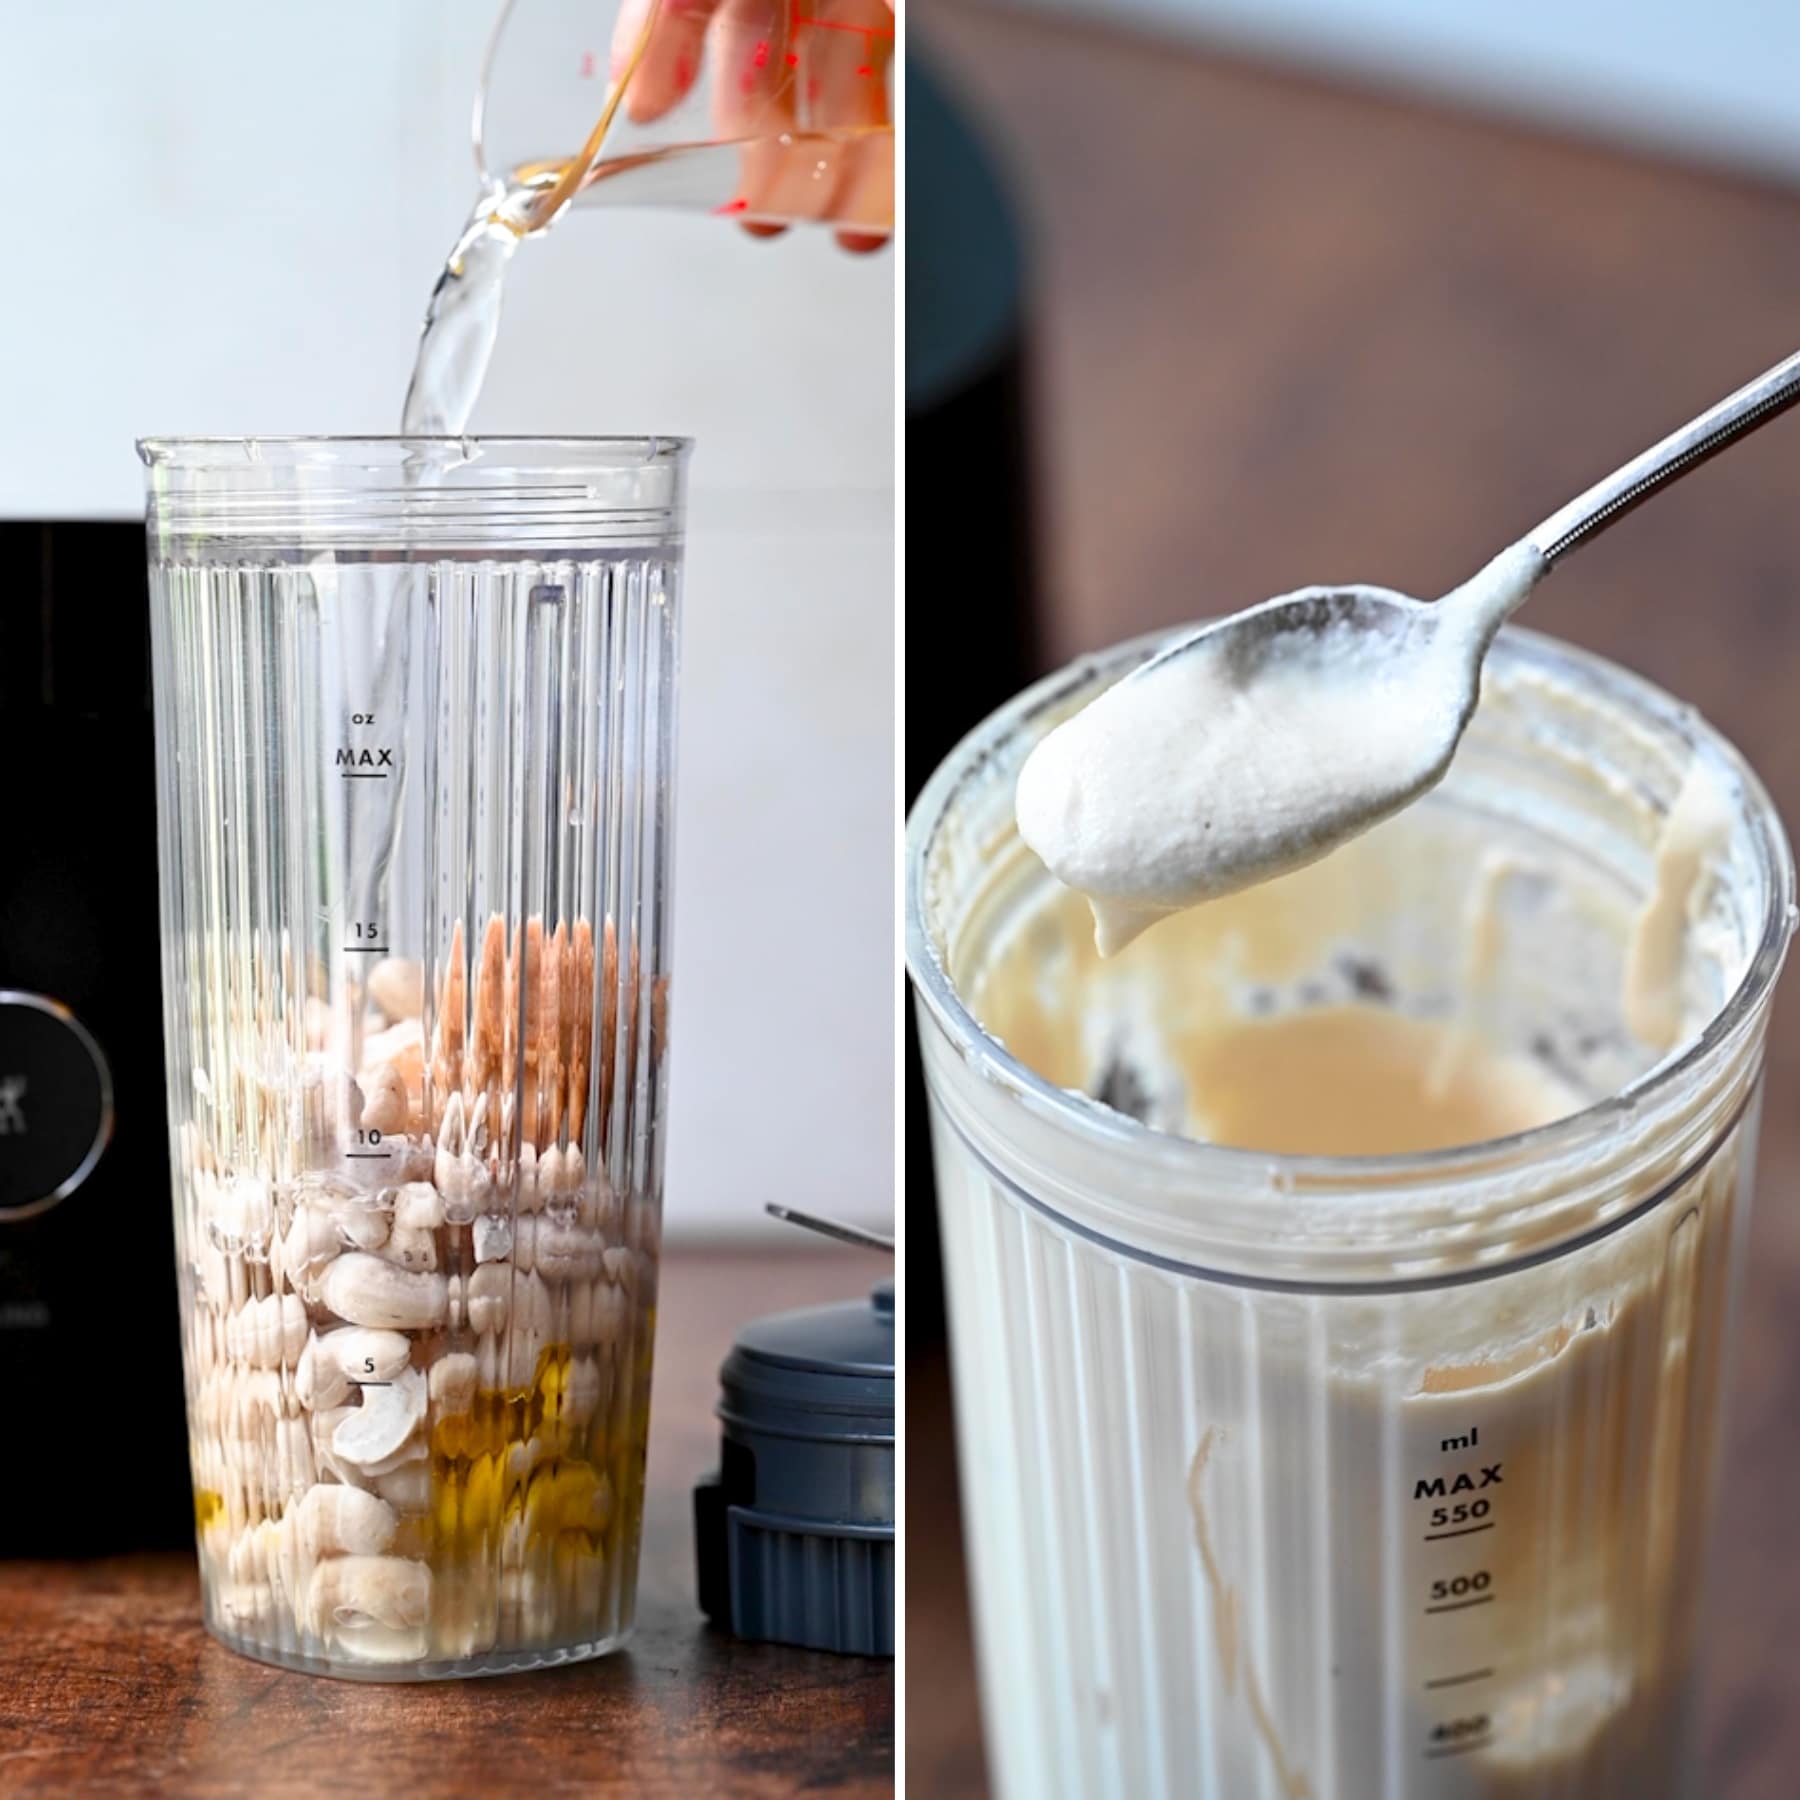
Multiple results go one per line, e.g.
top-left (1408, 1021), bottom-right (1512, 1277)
top-left (144, 436), bottom-right (687, 1678)
top-left (907, 628), bottom-right (1793, 1797)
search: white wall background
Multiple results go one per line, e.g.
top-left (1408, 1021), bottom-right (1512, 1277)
top-left (0, 2), bottom-right (893, 1240)
top-left (1011, 0), bottom-right (1800, 184)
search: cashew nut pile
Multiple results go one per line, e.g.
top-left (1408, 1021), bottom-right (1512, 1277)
top-left (179, 914), bottom-right (659, 1669)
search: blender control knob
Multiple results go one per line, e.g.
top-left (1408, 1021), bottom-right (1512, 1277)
top-left (0, 992), bottom-right (113, 1222)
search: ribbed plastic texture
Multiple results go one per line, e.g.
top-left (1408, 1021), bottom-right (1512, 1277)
top-left (909, 625), bottom-right (1790, 1799)
top-left (928, 1081), bottom-right (1760, 1800)
top-left (728, 1512), bottom-right (894, 1655)
top-left (695, 1284), bottom-right (895, 1654)
top-left (148, 443), bottom-right (684, 1678)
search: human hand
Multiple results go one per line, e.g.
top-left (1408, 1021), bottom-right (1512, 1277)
top-left (610, 0), bottom-right (894, 250)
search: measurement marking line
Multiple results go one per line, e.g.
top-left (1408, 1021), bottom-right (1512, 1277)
top-left (1424, 1669), bottom-right (1494, 1690)
top-left (1423, 1737), bottom-right (1493, 1761)
top-left (344, 1152), bottom-right (391, 1160)
top-left (343, 947), bottom-right (389, 954)
top-left (1424, 1524), bottom-right (1495, 1541)
top-left (339, 772), bottom-right (389, 779)
top-left (1424, 1596), bottom-right (1494, 1615)
top-left (356, 1381), bottom-right (391, 1389)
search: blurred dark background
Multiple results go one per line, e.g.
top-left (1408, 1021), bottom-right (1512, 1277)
top-left (905, 4), bottom-right (1800, 1795)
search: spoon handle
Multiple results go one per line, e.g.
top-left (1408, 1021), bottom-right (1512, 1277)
top-left (1526, 346), bottom-right (1800, 566)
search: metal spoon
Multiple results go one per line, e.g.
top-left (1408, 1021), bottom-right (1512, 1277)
top-left (1150, 341), bottom-right (1800, 672)
top-left (1051, 343), bottom-right (1800, 950)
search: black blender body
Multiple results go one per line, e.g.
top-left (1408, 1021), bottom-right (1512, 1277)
top-left (0, 520), bottom-right (192, 1553)
top-left (907, 47), bottom-right (1040, 1345)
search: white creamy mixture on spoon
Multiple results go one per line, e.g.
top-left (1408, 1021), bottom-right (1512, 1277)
top-left (1016, 542), bottom-right (1736, 1057)
top-left (1016, 544), bottom-right (1544, 954)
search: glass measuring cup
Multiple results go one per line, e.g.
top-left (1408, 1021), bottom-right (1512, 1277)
top-left (907, 627), bottom-right (1793, 1796)
top-left (475, 0), bottom-right (894, 236)
top-left (143, 436), bottom-right (687, 1678)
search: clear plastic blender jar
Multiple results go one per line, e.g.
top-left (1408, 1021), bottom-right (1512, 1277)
top-left (144, 435), bottom-right (687, 1678)
top-left (907, 627), bottom-right (1792, 1797)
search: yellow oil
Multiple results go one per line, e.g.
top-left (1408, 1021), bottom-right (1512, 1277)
top-left (193, 1487), bottom-right (224, 1531)
top-left (428, 1343), bottom-right (615, 1565)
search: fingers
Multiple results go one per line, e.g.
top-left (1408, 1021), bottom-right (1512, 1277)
top-left (832, 128), bottom-right (894, 249)
top-left (729, 0), bottom-right (893, 236)
top-left (706, 0), bottom-right (800, 142)
top-left (611, 0), bottom-right (724, 126)
top-left (609, 0), bottom-right (894, 242)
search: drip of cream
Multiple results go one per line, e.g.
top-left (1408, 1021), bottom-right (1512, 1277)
top-left (1624, 759), bottom-right (1733, 1051)
top-left (1015, 545), bottom-right (1543, 955)
top-left (1425, 848), bottom-right (1540, 1103)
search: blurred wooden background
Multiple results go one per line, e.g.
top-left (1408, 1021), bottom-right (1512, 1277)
top-left (909, 4), bottom-right (1800, 1795)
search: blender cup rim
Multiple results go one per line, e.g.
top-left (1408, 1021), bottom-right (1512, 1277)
top-left (137, 434), bottom-right (694, 466)
top-left (906, 621), bottom-right (1796, 1193)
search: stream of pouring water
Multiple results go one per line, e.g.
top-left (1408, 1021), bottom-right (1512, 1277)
top-left (401, 0), bottom-right (662, 436)
top-left (400, 184), bottom-right (535, 437)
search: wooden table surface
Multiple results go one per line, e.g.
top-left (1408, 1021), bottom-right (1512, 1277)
top-left (0, 1249), bottom-right (893, 1798)
top-left (911, 6), bottom-right (1800, 1797)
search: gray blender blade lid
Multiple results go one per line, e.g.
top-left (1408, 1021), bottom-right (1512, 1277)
top-left (694, 1262), bottom-right (894, 1656)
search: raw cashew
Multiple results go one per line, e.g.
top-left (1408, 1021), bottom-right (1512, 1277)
top-left (384, 1225), bottom-right (438, 1273)
top-left (320, 1254), bottom-right (447, 1330)
top-left (539, 1143), bottom-right (583, 1202)
top-left (579, 1158), bottom-right (620, 1233)
top-left (293, 1335), bottom-right (328, 1411)
top-left (299, 1326), bottom-right (412, 1409)
top-left (332, 1367), bottom-right (428, 1471)
top-left (436, 1151), bottom-right (492, 1225)
top-left (593, 1279), bottom-right (629, 1350)
top-left (511, 1213), bottom-right (537, 1272)
top-left (194, 1232), bottom-right (231, 1307)
top-left (506, 1271), bottom-right (552, 1388)
top-left (299, 1058), bottom-right (365, 1156)
top-left (302, 995), bottom-right (334, 1051)
top-left (373, 1463), bottom-right (432, 1513)
top-left (361, 1019), bottom-right (424, 1135)
top-left (514, 1142), bottom-right (546, 1214)
top-left (229, 1365), bottom-right (297, 1424)
top-left (360, 1063), bottom-right (409, 1137)
top-left (328, 1325), bottom-right (413, 1377)
top-left (568, 1280), bottom-right (595, 1345)
top-left (368, 957), bottom-right (424, 1022)
top-left (274, 1416), bottom-right (316, 1495)
top-left (280, 1202), bottom-right (341, 1293)
top-left (304, 1554), bottom-right (431, 1636)
top-left (535, 1222), bottom-right (605, 1283)
top-left (215, 1582), bottom-right (277, 1634)
top-left (394, 1181), bottom-right (444, 1233)
top-left (564, 1354), bottom-right (602, 1426)
top-left (429, 1352), bottom-right (479, 1415)
top-left (505, 1435), bottom-right (548, 1485)
top-left (295, 1483), bottom-right (397, 1559)
top-left (472, 1214), bottom-right (513, 1264)
top-left (203, 1173), bottom-right (275, 1256)
top-left (354, 1434), bottom-right (430, 1478)
top-left (226, 1293), bottom-right (308, 1369)
top-left (466, 1263), bottom-right (512, 1338)
top-left (334, 1203), bottom-right (391, 1254)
